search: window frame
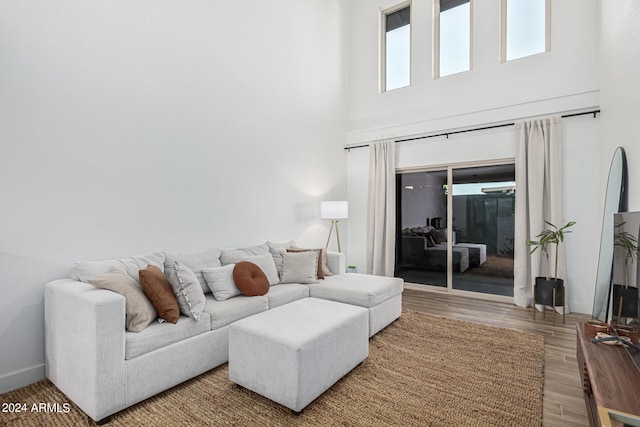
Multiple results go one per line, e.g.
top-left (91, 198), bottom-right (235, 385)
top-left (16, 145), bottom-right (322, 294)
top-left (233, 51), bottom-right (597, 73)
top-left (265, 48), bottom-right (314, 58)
top-left (500, 0), bottom-right (551, 63)
top-left (433, 0), bottom-right (473, 79)
top-left (380, 1), bottom-right (412, 93)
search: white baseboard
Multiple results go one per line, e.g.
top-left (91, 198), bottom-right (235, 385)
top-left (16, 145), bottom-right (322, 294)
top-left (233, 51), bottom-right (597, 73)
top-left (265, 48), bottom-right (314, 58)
top-left (0, 364), bottom-right (45, 394)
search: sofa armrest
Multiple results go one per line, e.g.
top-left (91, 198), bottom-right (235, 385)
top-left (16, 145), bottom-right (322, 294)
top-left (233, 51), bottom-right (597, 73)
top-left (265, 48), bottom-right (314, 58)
top-left (45, 279), bottom-right (127, 421)
top-left (326, 251), bottom-right (346, 275)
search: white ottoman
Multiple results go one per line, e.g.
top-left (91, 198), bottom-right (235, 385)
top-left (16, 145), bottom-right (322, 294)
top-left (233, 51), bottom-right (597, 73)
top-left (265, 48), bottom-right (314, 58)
top-left (228, 297), bottom-right (369, 413)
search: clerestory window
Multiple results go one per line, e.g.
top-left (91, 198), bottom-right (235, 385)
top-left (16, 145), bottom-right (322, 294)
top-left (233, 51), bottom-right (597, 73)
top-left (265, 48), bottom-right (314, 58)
top-left (435, 0), bottom-right (472, 78)
top-left (381, 3), bottom-right (411, 92)
top-left (501, 0), bottom-right (550, 62)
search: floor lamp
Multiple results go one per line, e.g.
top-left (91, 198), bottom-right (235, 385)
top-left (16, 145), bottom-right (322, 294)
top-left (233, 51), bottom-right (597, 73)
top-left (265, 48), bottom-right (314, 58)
top-left (321, 201), bottom-right (348, 252)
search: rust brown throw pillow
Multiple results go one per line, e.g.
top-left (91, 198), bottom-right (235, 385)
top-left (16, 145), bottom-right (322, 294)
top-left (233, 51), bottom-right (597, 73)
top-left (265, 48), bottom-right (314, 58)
top-left (233, 262), bottom-right (269, 296)
top-left (139, 265), bottom-right (180, 324)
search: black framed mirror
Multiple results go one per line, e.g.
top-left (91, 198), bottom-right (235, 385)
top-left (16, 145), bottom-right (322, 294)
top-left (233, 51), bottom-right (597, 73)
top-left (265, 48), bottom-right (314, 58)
top-left (592, 147), bottom-right (628, 321)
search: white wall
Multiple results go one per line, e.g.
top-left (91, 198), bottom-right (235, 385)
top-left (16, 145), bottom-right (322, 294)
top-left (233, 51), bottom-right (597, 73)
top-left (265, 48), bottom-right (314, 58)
top-left (0, 0), bottom-right (347, 392)
top-left (600, 1), bottom-right (640, 210)
top-left (346, 0), bottom-right (600, 145)
top-left (345, 0), bottom-right (602, 313)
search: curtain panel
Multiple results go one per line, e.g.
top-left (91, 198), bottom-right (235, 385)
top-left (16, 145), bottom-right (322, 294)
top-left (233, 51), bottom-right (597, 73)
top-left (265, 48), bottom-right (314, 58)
top-left (514, 116), bottom-right (566, 308)
top-left (366, 140), bottom-right (396, 277)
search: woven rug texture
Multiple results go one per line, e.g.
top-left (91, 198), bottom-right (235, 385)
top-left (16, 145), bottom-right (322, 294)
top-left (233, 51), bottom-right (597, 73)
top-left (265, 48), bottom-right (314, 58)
top-left (1, 310), bottom-right (544, 427)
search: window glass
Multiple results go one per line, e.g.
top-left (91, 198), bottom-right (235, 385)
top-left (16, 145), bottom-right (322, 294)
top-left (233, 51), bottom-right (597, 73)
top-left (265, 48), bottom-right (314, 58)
top-left (505, 0), bottom-right (547, 61)
top-left (384, 5), bottom-right (411, 91)
top-left (439, 0), bottom-right (470, 77)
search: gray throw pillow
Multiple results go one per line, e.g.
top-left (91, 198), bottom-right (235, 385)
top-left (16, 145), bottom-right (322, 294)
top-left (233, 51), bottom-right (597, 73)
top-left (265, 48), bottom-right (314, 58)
top-left (266, 240), bottom-right (296, 277)
top-left (240, 253), bottom-right (279, 285)
top-left (280, 251), bottom-right (319, 284)
top-left (202, 264), bottom-right (241, 301)
top-left (88, 267), bottom-right (157, 332)
top-left (166, 261), bottom-right (206, 320)
top-left (163, 248), bottom-right (221, 294)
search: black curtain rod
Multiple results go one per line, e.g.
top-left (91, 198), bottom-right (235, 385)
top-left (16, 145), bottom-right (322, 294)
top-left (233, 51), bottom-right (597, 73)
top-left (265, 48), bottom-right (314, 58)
top-left (344, 109), bottom-right (600, 151)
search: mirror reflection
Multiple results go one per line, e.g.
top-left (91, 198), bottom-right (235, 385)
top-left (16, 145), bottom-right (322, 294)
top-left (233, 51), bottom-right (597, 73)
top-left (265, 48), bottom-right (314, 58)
top-left (592, 147), bottom-right (628, 321)
top-left (612, 212), bottom-right (640, 324)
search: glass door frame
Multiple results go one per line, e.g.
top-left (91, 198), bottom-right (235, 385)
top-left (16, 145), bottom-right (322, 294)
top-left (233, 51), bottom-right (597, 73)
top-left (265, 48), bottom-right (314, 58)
top-left (397, 158), bottom-right (515, 304)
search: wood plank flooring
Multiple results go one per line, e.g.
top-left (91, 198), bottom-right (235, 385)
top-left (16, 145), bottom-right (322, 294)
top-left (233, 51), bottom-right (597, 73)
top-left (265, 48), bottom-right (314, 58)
top-left (402, 285), bottom-right (590, 427)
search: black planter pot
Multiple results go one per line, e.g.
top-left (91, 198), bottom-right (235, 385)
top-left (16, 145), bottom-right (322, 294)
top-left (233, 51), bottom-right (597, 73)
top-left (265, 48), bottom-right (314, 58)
top-left (612, 284), bottom-right (639, 320)
top-left (534, 277), bottom-right (565, 306)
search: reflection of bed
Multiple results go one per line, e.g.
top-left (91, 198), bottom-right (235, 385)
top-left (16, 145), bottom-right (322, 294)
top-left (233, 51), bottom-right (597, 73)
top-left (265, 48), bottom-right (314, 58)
top-left (400, 234), bottom-right (487, 273)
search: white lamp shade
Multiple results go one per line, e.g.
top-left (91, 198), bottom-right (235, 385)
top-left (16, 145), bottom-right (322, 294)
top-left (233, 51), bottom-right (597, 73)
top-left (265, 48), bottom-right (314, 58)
top-left (321, 201), bottom-right (348, 219)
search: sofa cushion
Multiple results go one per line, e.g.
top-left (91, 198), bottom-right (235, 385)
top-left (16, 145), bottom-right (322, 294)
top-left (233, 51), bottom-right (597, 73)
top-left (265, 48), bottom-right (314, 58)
top-left (203, 294), bottom-right (269, 331)
top-left (71, 251), bottom-right (165, 284)
top-left (264, 283), bottom-right (310, 308)
top-left (280, 251), bottom-right (319, 284)
top-left (125, 312), bottom-right (211, 360)
top-left (139, 265), bottom-right (180, 324)
top-left (220, 244), bottom-right (269, 265)
top-left (202, 264), bottom-right (241, 301)
top-left (166, 261), bottom-right (206, 320)
top-left (88, 267), bottom-right (157, 332)
top-left (308, 273), bottom-right (404, 308)
top-left (163, 248), bottom-right (221, 294)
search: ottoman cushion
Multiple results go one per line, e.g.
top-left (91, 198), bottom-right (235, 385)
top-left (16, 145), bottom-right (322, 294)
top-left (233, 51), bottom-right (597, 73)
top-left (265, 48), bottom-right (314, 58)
top-left (228, 297), bottom-right (368, 412)
top-left (308, 273), bottom-right (403, 308)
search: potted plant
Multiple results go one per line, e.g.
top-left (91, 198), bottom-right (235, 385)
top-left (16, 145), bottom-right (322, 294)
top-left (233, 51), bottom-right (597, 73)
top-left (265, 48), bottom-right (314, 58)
top-left (612, 221), bottom-right (639, 321)
top-left (526, 220), bottom-right (576, 307)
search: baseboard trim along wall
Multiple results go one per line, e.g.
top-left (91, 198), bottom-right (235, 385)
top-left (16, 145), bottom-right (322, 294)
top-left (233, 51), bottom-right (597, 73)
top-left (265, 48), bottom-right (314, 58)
top-left (0, 364), bottom-right (45, 394)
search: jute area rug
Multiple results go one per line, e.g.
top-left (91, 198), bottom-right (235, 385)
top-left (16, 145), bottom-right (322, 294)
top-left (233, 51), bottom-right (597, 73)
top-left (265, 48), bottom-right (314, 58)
top-left (2, 310), bottom-right (544, 427)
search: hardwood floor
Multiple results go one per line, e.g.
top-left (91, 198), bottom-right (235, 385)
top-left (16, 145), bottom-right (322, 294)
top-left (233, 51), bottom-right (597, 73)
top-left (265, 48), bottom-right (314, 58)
top-left (402, 285), bottom-right (590, 427)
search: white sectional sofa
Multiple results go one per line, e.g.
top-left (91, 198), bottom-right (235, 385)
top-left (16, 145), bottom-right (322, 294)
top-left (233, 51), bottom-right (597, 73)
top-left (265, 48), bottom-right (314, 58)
top-left (44, 243), bottom-right (403, 423)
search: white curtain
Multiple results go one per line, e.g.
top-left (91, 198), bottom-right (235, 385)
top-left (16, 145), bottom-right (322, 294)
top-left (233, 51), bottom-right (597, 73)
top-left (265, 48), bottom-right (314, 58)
top-left (514, 116), bottom-right (565, 307)
top-left (367, 140), bottom-right (396, 276)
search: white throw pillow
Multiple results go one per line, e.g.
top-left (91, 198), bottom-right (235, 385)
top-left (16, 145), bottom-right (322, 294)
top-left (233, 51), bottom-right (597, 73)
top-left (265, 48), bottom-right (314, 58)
top-left (166, 261), bottom-right (206, 320)
top-left (280, 251), bottom-right (319, 284)
top-left (202, 264), bottom-right (241, 301)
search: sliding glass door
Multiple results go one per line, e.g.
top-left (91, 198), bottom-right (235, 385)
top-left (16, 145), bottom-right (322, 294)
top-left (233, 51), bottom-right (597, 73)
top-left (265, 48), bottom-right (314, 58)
top-left (395, 163), bottom-right (515, 298)
top-left (396, 170), bottom-right (448, 288)
top-left (451, 165), bottom-right (515, 296)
